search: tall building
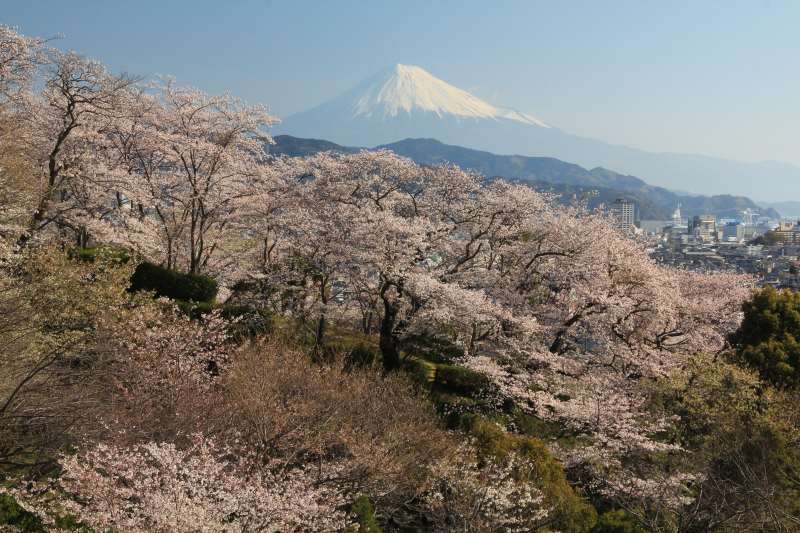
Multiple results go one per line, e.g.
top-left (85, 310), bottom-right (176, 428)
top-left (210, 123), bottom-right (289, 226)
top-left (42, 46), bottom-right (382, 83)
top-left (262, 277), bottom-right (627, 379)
top-left (722, 221), bottom-right (745, 242)
top-left (773, 221), bottom-right (800, 244)
top-left (689, 214), bottom-right (717, 242)
top-left (611, 198), bottom-right (635, 232)
top-left (742, 208), bottom-right (756, 226)
top-left (672, 203), bottom-right (682, 225)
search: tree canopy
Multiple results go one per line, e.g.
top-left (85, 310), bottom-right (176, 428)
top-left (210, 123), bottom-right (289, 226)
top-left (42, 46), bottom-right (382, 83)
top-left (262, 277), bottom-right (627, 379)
top-left (731, 287), bottom-right (800, 388)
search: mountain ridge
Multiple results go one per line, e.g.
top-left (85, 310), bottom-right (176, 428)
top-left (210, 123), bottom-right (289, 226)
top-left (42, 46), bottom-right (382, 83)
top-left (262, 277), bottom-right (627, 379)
top-left (269, 135), bottom-right (779, 221)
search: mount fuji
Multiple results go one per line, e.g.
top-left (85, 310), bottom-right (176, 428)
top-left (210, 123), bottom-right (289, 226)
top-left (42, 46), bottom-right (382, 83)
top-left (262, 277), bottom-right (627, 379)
top-left (277, 64), bottom-right (552, 148)
top-left (276, 64), bottom-right (800, 201)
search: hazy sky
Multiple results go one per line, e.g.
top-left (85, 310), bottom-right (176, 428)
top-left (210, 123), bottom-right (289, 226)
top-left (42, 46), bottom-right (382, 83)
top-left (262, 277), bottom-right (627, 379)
top-left (4, 0), bottom-right (799, 165)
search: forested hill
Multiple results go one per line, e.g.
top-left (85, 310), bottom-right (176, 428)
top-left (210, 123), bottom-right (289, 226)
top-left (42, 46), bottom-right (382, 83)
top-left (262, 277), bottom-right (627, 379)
top-left (270, 135), bottom-right (779, 220)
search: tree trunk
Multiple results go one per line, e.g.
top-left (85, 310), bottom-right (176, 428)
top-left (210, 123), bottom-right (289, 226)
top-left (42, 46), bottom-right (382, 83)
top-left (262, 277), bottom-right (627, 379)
top-left (17, 114), bottom-right (77, 248)
top-left (379, 308), bottom-right (400, 372)
top-left (379, 288), bottom-right (401, 372)
top-left (314, 277), bottom-right (329, 350)
top-left (362, 308), bottom-right (373, 335)
top-left (549, 331), bottom-right (569, 355)
top-left (76, 227), bottom-right (89, 248)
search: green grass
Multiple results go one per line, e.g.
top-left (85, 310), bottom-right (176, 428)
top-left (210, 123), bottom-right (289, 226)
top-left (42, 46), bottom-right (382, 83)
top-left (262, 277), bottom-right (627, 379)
top-left (404, 355), bottom-right (437, 384)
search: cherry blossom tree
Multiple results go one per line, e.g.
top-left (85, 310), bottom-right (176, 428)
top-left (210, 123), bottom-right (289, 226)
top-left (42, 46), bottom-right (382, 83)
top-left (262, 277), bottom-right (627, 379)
top-left (92, 301), bottom-right (234, 442)
top-left (423, 442), bottom-right (552, 532)
top-left (458, 227), bottom-right (753, 521)
top-left (0, 25), bottom-right (44, 106)
top-left (109, 79), bottom-right (278, 275)
top-left (217, 148), bottom-right (754, 519)
top-left (6, 435), bottom-right (352, 532)
top-left (286, 152), bottom-right (543, 369)
top-left (0, 26), bottom-right (46, 245)
top-left (14, 49), bottom-right (136, 246)
top-left (234, 156), bottom-right (308, 275)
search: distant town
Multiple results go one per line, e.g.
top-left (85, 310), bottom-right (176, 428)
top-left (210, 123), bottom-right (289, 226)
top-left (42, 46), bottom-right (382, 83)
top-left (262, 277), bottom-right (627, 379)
top-left (612, 198), bottom-right (800, 289)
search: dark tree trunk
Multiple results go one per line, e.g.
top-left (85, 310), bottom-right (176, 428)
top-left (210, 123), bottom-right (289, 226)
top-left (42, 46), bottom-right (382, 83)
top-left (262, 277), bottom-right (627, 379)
top-left (379, 297), bottom-right (401, 372)
top-left (549, 331), bottom-right (570, 355)
top-left (18, 112), bottom-right (77, 248)
top-left (76, 227), bottom-right (89, 248)
top-left (314, 277), bottom-right (329, 350)
top-left (549, 304), bottom-right (600, 354)
top-left (379, 279), bottom-right (403, 372)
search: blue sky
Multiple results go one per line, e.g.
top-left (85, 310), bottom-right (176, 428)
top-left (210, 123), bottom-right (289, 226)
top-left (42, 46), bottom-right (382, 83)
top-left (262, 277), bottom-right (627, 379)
top-left (3, 0), bottom-right (799, 164)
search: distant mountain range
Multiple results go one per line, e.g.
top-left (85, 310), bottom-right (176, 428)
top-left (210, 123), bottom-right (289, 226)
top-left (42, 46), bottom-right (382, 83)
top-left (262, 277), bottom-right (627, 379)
top-left (760, 201), bottom-right (800, 219)
top-left (269, 135), bottom-right (779, 221)
top-left (275, 64), bottom-right (800, 202)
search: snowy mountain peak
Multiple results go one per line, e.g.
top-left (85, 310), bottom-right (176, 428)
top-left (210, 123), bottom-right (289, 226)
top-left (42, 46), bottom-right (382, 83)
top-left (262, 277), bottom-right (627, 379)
top-left (349, 64), bottom-right (549, 127)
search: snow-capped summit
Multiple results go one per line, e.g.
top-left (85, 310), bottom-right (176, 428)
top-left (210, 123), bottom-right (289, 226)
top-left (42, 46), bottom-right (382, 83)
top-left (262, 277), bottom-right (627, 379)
top-left (350, 64), bottom-right (549, 127)
top-left (275, 64), bottom-right (553, 148)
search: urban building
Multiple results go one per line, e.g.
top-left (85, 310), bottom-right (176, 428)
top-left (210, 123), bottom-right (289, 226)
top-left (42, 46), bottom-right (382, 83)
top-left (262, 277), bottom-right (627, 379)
top-left (722, 222), bottom-right (745, 242)
top-left (689, 214), bottom-right (717, 242)
top-left (610, 198), bottom-right (635, 232)
top-left (639, 220), bottom-right (673, 234)
top-left (672, 204), bottom-right (683, 226)
top-left (773, 221), bottom-right (800, 244)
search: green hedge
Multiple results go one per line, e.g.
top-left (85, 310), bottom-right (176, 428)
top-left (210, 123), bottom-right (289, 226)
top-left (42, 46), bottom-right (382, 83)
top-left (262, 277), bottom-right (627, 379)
top-left (591, 510), bottom-right (647, 532)
top-left (68, 246), bottom-right (130, 263)
top-left (0, 493), bottom-right (89, 532)
top-left (350, 495), bottom-right (381, 533)
top-left (730, 287), bottom-right (800, 388)
top-left (402, 358), bottom-right (437, 387)
top-left (129, 262), bottom-right (218, 303)
top-left (344, 344), bottom-right (378, 371)
top-left (434, 365), bottom-right (492, 398)
top-left (0, 493), bottom-right (43, 532)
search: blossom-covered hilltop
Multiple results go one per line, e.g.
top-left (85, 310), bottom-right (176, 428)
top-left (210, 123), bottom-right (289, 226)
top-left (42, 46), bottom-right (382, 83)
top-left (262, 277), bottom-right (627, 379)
top-left (2, 24), bottom-right (800, 532)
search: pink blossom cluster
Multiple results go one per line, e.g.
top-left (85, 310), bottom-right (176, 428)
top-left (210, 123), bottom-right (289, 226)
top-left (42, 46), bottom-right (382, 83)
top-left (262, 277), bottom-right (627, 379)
top-left (7, 435), bottom-right (352, 532)
top-left (424, 442), bottom-right (551, 531)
